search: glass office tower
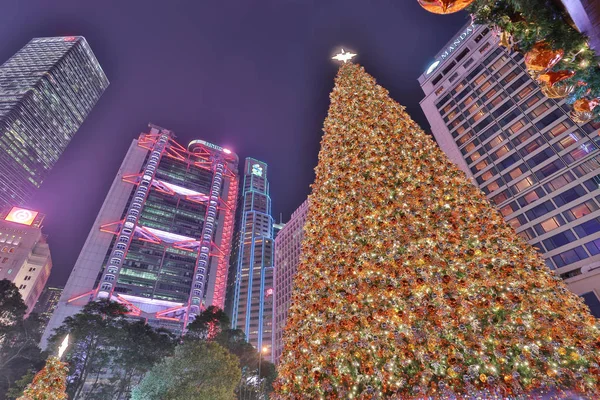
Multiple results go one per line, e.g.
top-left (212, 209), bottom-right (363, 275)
top-left (0, 36), bottom-right (109, 209)
top-left (419, 24), bottom-right (600, 316)
top-left (41, 125), bottom-right (239, 347)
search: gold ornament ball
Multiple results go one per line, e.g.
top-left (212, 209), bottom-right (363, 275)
top-left (417, 0), bottom-right (475, 14)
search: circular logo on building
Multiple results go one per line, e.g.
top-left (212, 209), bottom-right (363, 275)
top-left (252, 163), bottom-right (263, 177)
top-left (5, 207), bottom-right (38, 226)
top-left (266, 288), bottom-right (274, 297)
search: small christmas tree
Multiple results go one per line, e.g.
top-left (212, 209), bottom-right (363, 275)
top-left (18, 357), bottom-right (68, 400)
top-left (275, 61), bottom-right (600, 398)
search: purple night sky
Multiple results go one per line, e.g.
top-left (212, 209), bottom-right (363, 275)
top-left (0, 1), bottom-right (466, 286)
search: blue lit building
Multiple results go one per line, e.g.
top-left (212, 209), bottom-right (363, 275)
top-left (230, 158), bottom-right (275, 356)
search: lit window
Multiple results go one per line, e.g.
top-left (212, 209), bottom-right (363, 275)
top-left (514, 177), bottom-right (534, 193)
top-left (480, 170), bottom-right (494, 182)
top-left (540, 217), bottom-right (560, 233)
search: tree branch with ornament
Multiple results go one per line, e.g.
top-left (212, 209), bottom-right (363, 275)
top-left (419, 0), bottom-right (600, 123)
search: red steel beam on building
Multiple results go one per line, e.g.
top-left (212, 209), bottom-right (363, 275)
top-left (212, 170), bottom-right (238, 308)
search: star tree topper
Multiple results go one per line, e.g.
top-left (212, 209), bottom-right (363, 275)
top-left (332, 48), bottom-right (356, 63)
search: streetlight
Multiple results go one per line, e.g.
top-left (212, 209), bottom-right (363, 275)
top-left (58, 334), bottom-right (69, 359)
top-left (257, 346), bottom-right (268, 400)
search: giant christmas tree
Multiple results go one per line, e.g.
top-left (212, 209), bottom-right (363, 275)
top-left (274, 60), bottom-right (600, 398)
top-left (18, 357), bottom-right (68, 400)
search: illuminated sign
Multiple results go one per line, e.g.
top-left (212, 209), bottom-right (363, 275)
top-left (426, 60), bottom-right (440, 75)
top-left (439, 24), bottom-right (475, 60)
top-left (199, 140), bottom-right (222, 151)
top-left (266, 288), bottom-right (274, 297)
top-left (5, 207), bottom-right (38, 226)
top-left (251, 163), bottom-right (263, 177)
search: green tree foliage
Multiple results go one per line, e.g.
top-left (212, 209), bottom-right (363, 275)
top-left (131, 341), bottom-right (241, 400)
top-left (186, 308), bottom-right (277, 399)
top-left (6, 370), bottom-right (35, 399)
top-left (46, 300), bottom-right (176, 400)
top-left (0, 280), bottom-right (44, 398)
top-left (47, 300), bottom-right (128, 399)
top-left (186, 305), bottom-right (230, 340)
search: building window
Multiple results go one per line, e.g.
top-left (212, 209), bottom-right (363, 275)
top-left (574, 217), bottom-right (600, 238)
top-left (542, 230), bottom-right (576, 251)
top-left (537, 215), bottom-right (563, 234)
top-left (563, 200), bottom-right (599, 222)
top-left (553, 185), bottom-right (587, 207)
top-left (513, 177), bottom-right (534, 193)
top-left (552, 246), bottom-right (588, 268)
top-left (507, 165), bottom-right (526, 181)
top-left (535, 160), bottom-right (566, 180)
top-left (525, 200), bottom-right (556, 220)
top-left (580, 292), bottom-right (600, 318)
top-left (544, 172), bottom-right (575, 193)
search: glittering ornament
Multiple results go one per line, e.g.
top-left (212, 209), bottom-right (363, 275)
top-left (573, 98), bottom-right (600, 113)
top-left (570, 98), bottom-right (600, 124)
top-left (499, 30), bottom-right (515, 50)
top-left (273, 62), bottom-right (600, 399)
top-left (537, 70), bottom-right (575, 87)
top-left (417, 0), bottom-right (475, 14)
top-left (525, 42), bottom-right (564, 77)
top-left (540, 82), bottom-right (575, 99)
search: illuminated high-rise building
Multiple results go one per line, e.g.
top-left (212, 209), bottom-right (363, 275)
top-left (41, 125), bottom-right (239, 347)
top-left (419, 23), bottom-right (600, 317)
top-left (272, 200), bottom-right (309, 364)
top-left (0, 207), bottom-right (52, 314)
top-left (0, 36), bottom-right (108, 209)
top-left (229, 158), bottom-right (275, 356)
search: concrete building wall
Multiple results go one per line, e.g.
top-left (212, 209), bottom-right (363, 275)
top-left (272, 199), bottom-right (309, 364)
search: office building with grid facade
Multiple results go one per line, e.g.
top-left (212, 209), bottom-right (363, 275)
top-left (0, 36), bottom-right (108, 209)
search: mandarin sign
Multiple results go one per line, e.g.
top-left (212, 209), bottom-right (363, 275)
top-left (440, 24), bottom-right (475, 60)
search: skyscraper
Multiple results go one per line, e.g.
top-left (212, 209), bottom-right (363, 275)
top-left (272, 199), bottom-right (308, 364)
top-left (0, 207), bottom-right (52, 314)
top-left (0, 36), bottom-right (109, 209)
top-left (419, 23), bottom-right (600, 316)
top-left (33, 286), bottom-right (63, 335)
top-left (229, 158), bottom-right (275, 356)
top-left (41, 125), bottom-right (239, 347)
